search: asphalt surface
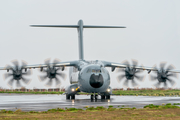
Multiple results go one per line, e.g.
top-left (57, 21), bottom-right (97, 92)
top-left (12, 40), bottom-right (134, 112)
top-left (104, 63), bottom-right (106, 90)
top-left (1, 93), bottom-right (180, 111)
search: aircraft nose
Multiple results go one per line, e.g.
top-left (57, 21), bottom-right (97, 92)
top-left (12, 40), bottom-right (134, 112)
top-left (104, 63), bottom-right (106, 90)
top-left (89, 74), bottom-right (104, 88)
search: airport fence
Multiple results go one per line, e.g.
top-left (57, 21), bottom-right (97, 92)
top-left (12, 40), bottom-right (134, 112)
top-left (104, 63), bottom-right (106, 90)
top-left (0, 88), bottom-right (65, 92)
top-left (112, 88), bottom-right (175, 91)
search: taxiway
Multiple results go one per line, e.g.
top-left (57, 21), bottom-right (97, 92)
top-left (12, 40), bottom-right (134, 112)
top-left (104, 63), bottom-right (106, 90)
top-left (0, 93), bottom-right (180, 111)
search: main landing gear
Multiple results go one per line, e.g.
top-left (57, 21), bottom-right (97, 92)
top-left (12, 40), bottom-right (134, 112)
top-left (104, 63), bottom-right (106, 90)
top-left (101, 95), bottom-right (110, 100)
top-left (90, 94), bottom-right (111, 100)
top-left (66, 94), bottom-right (75, 100)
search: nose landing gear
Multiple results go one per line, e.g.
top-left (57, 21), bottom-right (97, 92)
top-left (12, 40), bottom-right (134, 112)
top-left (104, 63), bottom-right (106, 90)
top-left (90, 94), bottom-right (110, 100)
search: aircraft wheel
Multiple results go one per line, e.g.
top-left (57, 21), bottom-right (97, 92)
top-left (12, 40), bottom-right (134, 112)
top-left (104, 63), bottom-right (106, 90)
top-left (101, 95), bottom-right (105, 99)
top-left (71, 95), bottom-right (75, 99)
top-left (95, 95), bottom-right (98, 100)
top-left (66, 94), bottom-right (70, 100)
top-left (106, 95), bottom-right (110, 99)
top-left (91, 95), bottom-right (94, 100)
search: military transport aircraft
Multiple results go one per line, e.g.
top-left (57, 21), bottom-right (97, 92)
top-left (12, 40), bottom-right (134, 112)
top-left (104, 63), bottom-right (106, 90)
top-left (1, 20), bottom-right (180, 100)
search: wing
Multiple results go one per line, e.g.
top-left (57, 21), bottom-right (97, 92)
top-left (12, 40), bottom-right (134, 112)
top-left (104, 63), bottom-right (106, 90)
top-left (0, 60), bottom-right (80, 71)
top-left (102, 61), bottom-right (180, 73)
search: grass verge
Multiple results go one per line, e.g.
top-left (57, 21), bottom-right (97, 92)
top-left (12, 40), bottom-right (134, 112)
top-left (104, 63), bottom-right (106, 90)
top-left (1, 103), bottom-right (180, 120)
top-left (1, 89), bottom-right (180, 96)
top-left (112, 89), bottom-right (180, 96)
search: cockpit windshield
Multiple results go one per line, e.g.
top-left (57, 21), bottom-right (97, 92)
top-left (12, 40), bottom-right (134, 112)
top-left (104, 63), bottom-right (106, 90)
top-left (92, 69), bottom-right (101, 73)
top-left (87, 69), bottom-right (101, 73)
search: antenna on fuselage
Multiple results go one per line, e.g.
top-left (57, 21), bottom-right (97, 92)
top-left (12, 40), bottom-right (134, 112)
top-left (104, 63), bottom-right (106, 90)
top-left (30, 20), bottom-right (126, 60)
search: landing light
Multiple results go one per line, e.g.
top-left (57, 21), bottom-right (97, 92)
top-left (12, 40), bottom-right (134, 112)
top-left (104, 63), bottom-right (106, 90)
top-left (71, 88), bottom-right (75, 92)
top-left (107, 89), bottom-right (110, 92)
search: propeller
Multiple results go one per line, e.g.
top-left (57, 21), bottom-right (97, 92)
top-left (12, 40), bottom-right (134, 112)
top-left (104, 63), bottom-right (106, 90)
top-left (39, 58), bottom-right (66, 87)
top-left (150, 62), bottom-right (177, 88)
top-left (3, 60), bottom-right (32, 88)
top-left (116, 59), bottom-right (144, 87)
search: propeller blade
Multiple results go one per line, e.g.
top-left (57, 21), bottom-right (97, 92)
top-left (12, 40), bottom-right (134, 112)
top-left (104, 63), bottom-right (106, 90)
top-left (123, 80), bottom-right (128, 87)
top-left (56, 72), bottom-right (66, 79)
top-left (117, 74), bottom-right (125, 82)
top-left (134, 69), bottom-right (142, 74)
top-left (5, 65), bottom-right (11, 70)
top-left (53, 58), bottom-right (61, 64)
top-left (152, 64), bottom-right (157, 70)
top-left (44, 58), bottom-right (51, 65)
top-left (12, 60), bottom-right (19, 70)
top-left (4, 73), bottom-right (13, 80)
top-left (22, 60), bottom-right (27, 67)
top-left (46, 78), bottom-right (53, 87)
top-left (164, 82), bottom-right (167, 88)
top-left (134, 75), bottom-right (144, 81)
top-left (166, 78), bottom-right (175, 86)
top-left (166, 64), bottom-right (175, 71)
top-left (55, 67), bottom-right (61, 72)
top-left (7, 78), bottom-right (14, 87)
top-left (167, 73), bottom-right (177, 78)
top-left (21, 77), bottom-right (31, 85)
top-left (22, 70), bottom-right (32, 76)
top-left (154, 82), bottom-right (160, 88)
top-left (166, 64), bottom-right (178, 78)
top-left (39, 75), bottom-right (47, 82)
top-left (160, 62), bottom-right (166, 70)
top-left (132, 59), bottom-right (138, 67)
top-left (132, 79), bottom-right (138, 87)
top-left (55, 77), bottom-right (61, 86)
top-left (122, 60), bottom-right (130, 66)
top-left (149, 75), bottom-right (157, 81)
top-left (126, 67), bottom-right (131, 72)
top-left (16, 80), bottom-right (21, 88)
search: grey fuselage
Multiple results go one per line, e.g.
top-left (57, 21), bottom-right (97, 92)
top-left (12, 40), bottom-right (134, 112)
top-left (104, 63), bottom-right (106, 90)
top-left (68, 60), bottom-right (111, 94)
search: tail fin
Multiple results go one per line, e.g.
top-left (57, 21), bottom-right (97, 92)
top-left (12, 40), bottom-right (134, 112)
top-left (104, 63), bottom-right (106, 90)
top-left (31, 19), bottom-right (126, 60)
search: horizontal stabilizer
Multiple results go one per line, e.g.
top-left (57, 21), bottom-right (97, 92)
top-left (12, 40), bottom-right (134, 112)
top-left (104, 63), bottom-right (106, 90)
top-left (30, 25), bottom-right (79, 28)
top-left (83, 25), bottom-right (126, 28)
top-left (30, 25), bottom-right (126, 28)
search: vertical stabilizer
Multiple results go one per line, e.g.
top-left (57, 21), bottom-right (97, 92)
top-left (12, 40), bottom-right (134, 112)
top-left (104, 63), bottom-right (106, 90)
top-left (77, 20), bottom-right (84, 60)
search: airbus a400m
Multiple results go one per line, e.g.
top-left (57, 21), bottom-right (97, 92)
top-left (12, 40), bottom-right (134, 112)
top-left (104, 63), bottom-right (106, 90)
top-left (1, 20), bottom-right (180, 100)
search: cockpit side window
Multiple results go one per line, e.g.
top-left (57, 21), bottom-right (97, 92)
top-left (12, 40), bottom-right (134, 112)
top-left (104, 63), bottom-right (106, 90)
top-left (101, 68), bottom-right (105, 73)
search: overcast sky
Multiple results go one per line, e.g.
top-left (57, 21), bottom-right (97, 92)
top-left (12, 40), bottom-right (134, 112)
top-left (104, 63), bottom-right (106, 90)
top-left (0, 0), bottom-right (180, 89)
